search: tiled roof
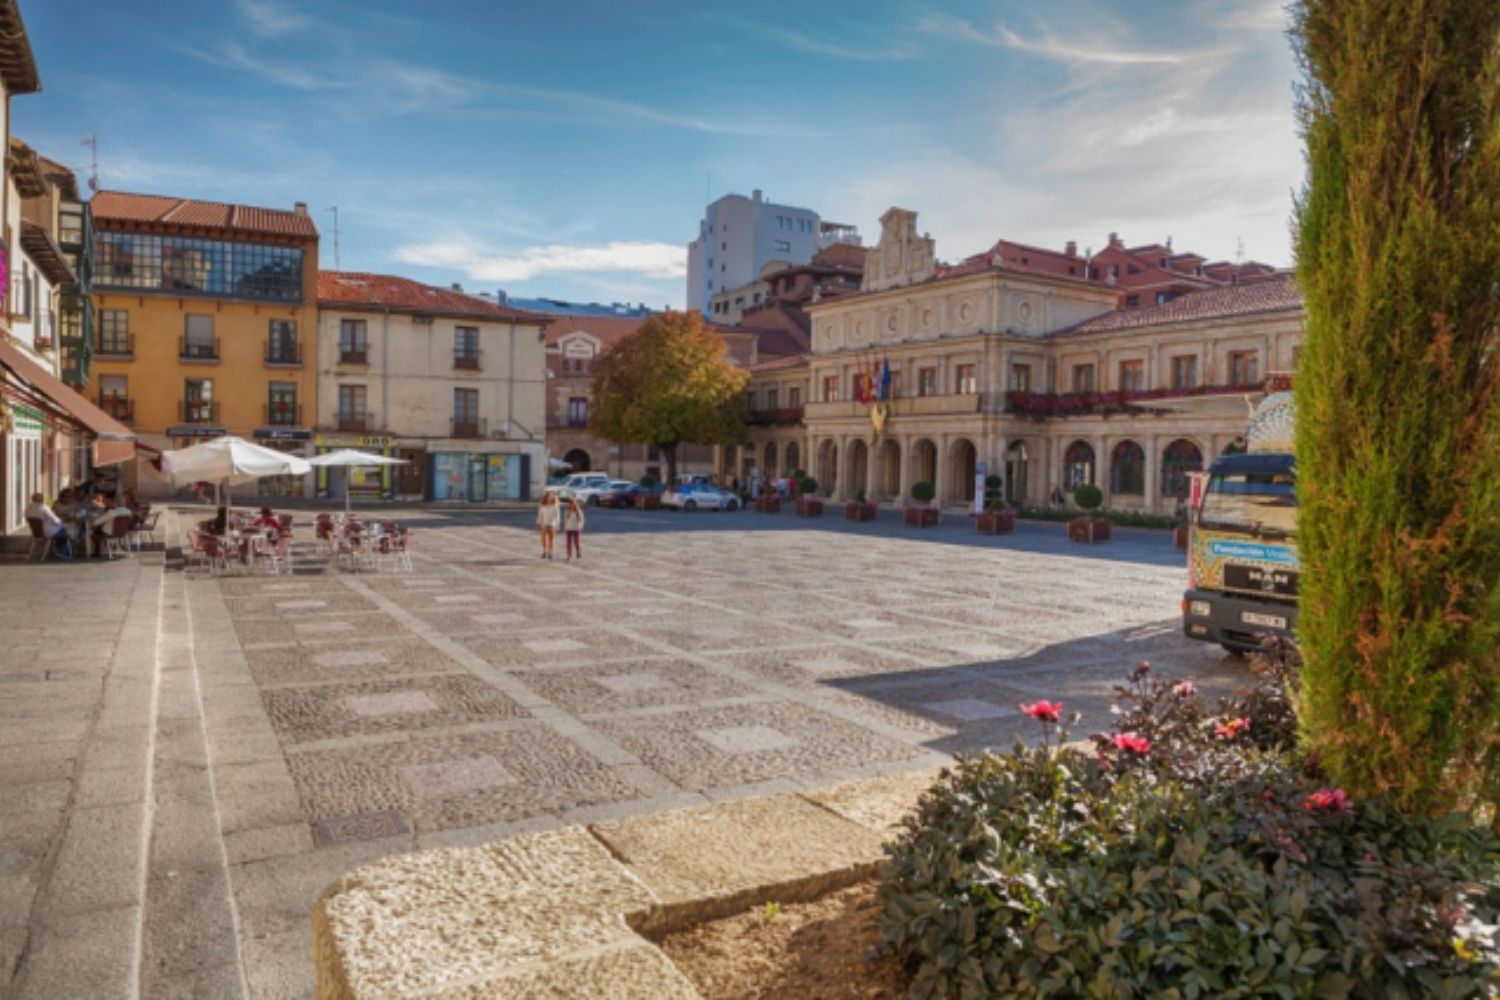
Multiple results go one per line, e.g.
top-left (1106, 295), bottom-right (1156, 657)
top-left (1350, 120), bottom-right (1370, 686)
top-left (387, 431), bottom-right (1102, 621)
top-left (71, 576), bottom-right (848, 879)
top-left (318, 271), bottom-right (552, 323)
top-left (543, 313), bottom-right (651, 349)
top-left (1052, 273), bottom-right (1302, 337)
top-left (92, 190), bottom-right (320, 239)
top-left (0, 1), bottom-right (40, 96)
top-left (744, 353), bottom-right (810, 373)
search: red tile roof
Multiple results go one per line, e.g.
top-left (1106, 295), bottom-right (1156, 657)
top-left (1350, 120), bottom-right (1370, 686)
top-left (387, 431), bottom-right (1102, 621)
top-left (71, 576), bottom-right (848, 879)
top-left (1052, 273), bottom-right (1301, 337)
top-left (319, 271), bottom-right (552, 323)
top-left (543, 314), bottom-right (651, 349)
top-left (92, 190), bottom-right (320, 239)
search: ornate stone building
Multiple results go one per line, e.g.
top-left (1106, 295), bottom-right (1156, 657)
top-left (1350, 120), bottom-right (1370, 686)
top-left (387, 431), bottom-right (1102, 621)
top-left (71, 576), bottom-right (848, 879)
top-left (736, 208), bottom-right (1304, 515)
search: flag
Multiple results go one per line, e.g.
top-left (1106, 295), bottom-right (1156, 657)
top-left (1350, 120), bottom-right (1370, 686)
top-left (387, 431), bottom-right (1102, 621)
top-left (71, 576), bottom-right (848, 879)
top-left (878, 357), bottom-right (892, 401)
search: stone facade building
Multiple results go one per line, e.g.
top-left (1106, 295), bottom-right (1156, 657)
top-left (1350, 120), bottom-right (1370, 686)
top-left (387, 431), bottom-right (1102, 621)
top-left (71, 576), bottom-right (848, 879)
top-left (735, 208), bottom-right (1304, 515)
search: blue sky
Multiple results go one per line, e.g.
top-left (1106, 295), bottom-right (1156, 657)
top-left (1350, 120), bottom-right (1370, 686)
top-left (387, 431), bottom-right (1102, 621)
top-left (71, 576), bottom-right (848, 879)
top-left (15, 0), bottom-right (1302, 309)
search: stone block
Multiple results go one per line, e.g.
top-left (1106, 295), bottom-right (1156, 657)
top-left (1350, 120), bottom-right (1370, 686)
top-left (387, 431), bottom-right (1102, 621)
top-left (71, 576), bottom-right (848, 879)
top-left (800, 768), bottom-right (941, 832)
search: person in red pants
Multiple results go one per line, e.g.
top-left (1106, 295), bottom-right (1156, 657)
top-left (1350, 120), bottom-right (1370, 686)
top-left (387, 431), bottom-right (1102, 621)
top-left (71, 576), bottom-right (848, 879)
top-left (563, 497), bottom-right (586, 561)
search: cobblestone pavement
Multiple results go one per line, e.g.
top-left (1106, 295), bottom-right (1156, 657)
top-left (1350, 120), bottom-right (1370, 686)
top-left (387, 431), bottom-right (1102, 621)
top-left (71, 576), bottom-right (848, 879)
top-left (1, 504), bottom-right (1254, 999)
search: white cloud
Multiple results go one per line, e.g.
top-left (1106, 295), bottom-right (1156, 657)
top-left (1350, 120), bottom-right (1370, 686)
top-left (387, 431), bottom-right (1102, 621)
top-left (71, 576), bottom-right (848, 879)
top-left (917, 13), bottom-right (1205, 66)
top-left (393, 240), bottom-right (687, 283)
top-left (233, 0), bottom-right (310, 38)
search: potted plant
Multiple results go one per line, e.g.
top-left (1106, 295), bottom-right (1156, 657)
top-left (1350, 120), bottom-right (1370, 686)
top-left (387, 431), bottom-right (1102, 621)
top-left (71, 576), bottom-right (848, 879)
top-left (976, 474), bottom-right (1014, 534)
top-left (754, 488), bottom-right (782, 513)
top-left (634, 475), bottom-right (662, 510)
top-left (904, 480), bottom-right (940, 527)
top-left (845, 489), bottom-right (876, 521)
top-left (795, 476), bottom-right (823, 516)
top-left (1067, 484), bottom-right (1111, 542)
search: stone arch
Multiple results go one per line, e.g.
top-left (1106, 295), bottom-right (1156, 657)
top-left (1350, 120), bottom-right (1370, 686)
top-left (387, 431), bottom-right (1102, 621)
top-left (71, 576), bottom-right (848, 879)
top-left (816, 439), bottom-right (839, 497)
top-left (949, 437), bottom-right (978, 504)
top-left (784, 441), bottom-right (801, 477)
top-left (876, 438), bottom-right (901, 501)
top-left (562, 448), bottom-right (591, 473)
top-left (1063, 440), bottom-right (1095, 490)
top-left (1160, 438), bottom-right (1204, 502)
top-left (844, 439), bottom-right (869, 501)
top-left (1005, 440), bottom-right (1029, 506)
top-left (910, 438), bottom-right (937, 499)
top-left (1110, 440), bottom-right (1146, 495)
top-left (1221, 437), bottom-right (1247, 456)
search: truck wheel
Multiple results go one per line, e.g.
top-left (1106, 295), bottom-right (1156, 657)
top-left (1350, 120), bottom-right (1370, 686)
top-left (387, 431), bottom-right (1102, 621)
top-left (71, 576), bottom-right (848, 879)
top-left (1220, 644), bottom-right (1245, 658)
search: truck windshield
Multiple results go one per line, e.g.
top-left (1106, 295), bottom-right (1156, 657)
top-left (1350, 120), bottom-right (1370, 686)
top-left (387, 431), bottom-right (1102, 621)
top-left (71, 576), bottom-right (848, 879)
top-left (1200, 471), bottom-right (1297, 539)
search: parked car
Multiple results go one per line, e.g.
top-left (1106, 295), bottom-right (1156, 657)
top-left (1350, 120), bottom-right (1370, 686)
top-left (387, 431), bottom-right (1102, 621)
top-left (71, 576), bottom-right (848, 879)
top-left (551, 471), bottom-right (610, 500)
top-left (662, 482), bottom-right (741, 511)
top-left (589, 480), bottom-right (641, 507)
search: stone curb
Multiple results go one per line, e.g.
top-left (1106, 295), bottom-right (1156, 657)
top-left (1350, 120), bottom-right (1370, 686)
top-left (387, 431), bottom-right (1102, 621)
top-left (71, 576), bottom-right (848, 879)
top-left (311, 767), bottom-right (941, 999)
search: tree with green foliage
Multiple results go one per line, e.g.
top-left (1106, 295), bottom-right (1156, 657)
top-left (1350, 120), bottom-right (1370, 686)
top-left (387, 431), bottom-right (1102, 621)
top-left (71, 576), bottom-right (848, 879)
top-left (1292, 0), bottom-right (1500, 816)
top-left (589, 311), bottom-right (748, 485)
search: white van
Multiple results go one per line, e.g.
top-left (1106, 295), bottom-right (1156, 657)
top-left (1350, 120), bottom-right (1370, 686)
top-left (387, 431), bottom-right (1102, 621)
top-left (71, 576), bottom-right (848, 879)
top-left (553, 472), bottom-right (610, 499)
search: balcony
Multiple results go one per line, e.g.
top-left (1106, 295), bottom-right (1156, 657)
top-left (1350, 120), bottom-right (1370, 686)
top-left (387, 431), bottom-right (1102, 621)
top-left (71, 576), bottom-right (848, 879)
top-left (745, 405), bottom-right (804, 426)
top-left (451, 416), bottom-right (486, 439)
top-left (337, 411), bottom-right (375, 432)
top-left (179, 400), bottom-right (220, 424)
top-left (453, 350), bottom-right (482, 371)
top-left (95, 335), bottom-right (134, 360)
top-left (180, 336), bottom-right (219, 362)
top-left (265, 340), bottom-right (302, 367)
top-left (99, 396), bottom-right (133, 423)
top-left (264, 402), bottom-right (303, 427)
top-left (803, 394), bottom-right (981, 421)
top-left (1002, 379), bottom-right (1291, 420)
top-left (339, 346), bottom-right (368, 365)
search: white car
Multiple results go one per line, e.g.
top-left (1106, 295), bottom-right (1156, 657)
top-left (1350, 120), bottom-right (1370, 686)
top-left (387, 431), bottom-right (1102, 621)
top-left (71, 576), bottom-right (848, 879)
top-left (573, 479), bottom-right (634, 505)
top-left (661, 483), bottom-right (741, 511)
top-left (551, 472), bottom-right (610, 500)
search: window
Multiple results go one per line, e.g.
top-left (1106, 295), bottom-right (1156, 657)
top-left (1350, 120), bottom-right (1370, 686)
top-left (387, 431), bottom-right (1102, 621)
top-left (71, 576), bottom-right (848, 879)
top-left (1063, 440), bottom-right (1095, 489)
top-left (1110, 440), bottom-right (1146, 495)
top-left (567, 397), bottom-right (588, 428)
top-left (98, 374), bottom-right (129, 421)
top-left (766, 388), bottom-right (778, 409)
top-left (1229, 350), bottom-right (1259, 386)
top-left (267, 319), bottom-right (298, 364)
top-left (773, 239), bottom-right (791, 253)
top-left (917, 367), bottom-right (937, 397)
top-left (1161, 439), bottom-right (1203, 500)
top-left (1008, 364), bottom-right (1031, 392)
top-left (822, 375), bottom-right (839, 402)
top-left (1155, 291), bottom-right (1174, 305)
top-left (454, 326), bottom-right (480, 369)
top-left (746, 391), bottom-right (757, 411)
top-left (956, 364), bottom-right (977, 394)
top-left (93, 231), bottom-right (304, 302)
top-left (1118, 359), bottom-right (1146, 392)
top-left (339, 319), bottom-right (368, 363)
top-left (98, 309), bottom-right (130, 356)
top-left (889, 370), bottom-right (903, 399)
top-left (338, 385), bottom-right (367, 430)
top-left (453, 388), bottom-right (479, 435)
top-left (789, 386), bottom-right (801, 407)
top-left (1171, 354), bottom-right (1198, 389)
top-left (1124, 294), bottom-right (1140, 308)
top-left (183, 314), bottom-right (216, 359)
top-left (268, 382), bottom-right (297, 426)
top-left (1072, 364), bottom-right (1095, 392)
top-left (184, 378), bottom-right (214, 423)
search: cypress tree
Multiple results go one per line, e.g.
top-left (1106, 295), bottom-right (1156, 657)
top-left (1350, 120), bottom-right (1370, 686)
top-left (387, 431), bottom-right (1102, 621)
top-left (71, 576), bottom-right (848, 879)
top-left (1292, 0), bottom-right (1500, 814)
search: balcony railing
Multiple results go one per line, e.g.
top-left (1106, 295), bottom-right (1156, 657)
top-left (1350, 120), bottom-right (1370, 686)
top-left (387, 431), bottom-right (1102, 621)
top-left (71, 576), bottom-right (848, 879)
top-left (453, 350), bottom-right (482, 371)
top-left (745, 405), bottom-right (804, 426)
top-left (451, 416), bottom-right (486, 439)
top-left (337, 411), bottom-right (375, 432)
top-left (265, 340), bottom-right (302, 366)
top-left (803, 394), bottom-right (981, 421)
top-left (1002, 377), bottom-right (1292, 419)
top-left (180, 336), bottom-right (219, 362)
top-left (95, 335), bottom-right (134, 359)
top-left (179, 400), bottom-right (220, 424)
top-left (339, 346), bottom-right (368, 365)
top-left (264, 402), bottom-right (303, 427)
top-left (99, 396), bottom-right (133, 423)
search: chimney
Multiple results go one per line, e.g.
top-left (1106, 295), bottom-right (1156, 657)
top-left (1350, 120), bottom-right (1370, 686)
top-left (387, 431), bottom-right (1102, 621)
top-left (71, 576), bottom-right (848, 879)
top-left (1064, 240), bottom-right (1077, 257)
top-left (451, 282), bottom-right (464, 292)
top-left (293, 201), bottom-right (308, 216)
top-left (1108, 232), bottom-right (1123, 250)
top-left (752, 189), bottom-right (763, 202)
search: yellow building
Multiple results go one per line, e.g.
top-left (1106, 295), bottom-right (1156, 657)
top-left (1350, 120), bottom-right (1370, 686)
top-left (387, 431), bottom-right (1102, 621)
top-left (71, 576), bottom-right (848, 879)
top-left (88, 191), bottom-right (320, 496)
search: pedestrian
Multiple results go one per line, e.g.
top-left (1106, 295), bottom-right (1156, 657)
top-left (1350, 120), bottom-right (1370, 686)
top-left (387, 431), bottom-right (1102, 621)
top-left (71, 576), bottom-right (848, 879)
top-left (536, 491), bottom-right (560, 559)
top-left (563, 497), bottom-right (586, 561)
top-left (1050, 485), bottom-right (1066, 508)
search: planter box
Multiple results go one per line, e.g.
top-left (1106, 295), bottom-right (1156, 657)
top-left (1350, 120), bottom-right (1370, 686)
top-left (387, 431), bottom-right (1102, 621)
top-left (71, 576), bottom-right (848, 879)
top-left (754, 495), bottom-right (782, 513)
top-left (1068, 516), bottom-right (1111, 543)
top-left (844, 502), bottom-right (876, 522)
top-left (976, 510), bottom-right (1015, 535)
top-left (795, 497), bottom-right (824, 517)
top-left (903, 505), bottom-right (940, 528)
top-left (634, 493), bottom-right (662, 510)
top-left (1173, 523), bottom-right (1189, 549)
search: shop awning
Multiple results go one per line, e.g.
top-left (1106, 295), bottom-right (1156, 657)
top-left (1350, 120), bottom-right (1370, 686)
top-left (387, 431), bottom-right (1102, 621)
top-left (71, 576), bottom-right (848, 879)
top-left (0, 339), bottom-right (135, 465)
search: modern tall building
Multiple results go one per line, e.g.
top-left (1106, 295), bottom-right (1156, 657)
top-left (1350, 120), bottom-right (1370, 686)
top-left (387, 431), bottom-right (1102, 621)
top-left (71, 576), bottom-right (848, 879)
top-left (685, 190), bottom-right (858, 316)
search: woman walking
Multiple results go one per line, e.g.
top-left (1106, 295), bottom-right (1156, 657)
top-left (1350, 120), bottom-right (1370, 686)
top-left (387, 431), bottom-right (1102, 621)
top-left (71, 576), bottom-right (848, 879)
top-left (563, 497), bottom-right (586, 561)
top-left (536, 492), bottom-right (560, 559)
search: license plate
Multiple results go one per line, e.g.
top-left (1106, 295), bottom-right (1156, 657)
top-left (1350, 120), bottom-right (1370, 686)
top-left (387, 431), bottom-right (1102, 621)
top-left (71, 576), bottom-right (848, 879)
top-left (1241, 611), bottom-right (1287, 629)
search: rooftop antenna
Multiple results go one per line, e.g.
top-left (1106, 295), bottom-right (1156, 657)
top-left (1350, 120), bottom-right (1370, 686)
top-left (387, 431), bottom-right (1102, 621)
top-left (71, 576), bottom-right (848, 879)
top-left (1235, 236), bottom-right (1245, 263)
top-left (325, 206), bottom-right (341, 269)
top-left (82, 134), bottom-right (99, 192)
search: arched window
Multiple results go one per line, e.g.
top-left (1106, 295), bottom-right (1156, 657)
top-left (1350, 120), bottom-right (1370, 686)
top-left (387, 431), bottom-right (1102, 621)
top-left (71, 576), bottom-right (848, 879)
top-left (1063, 440), bottom-right (1095, 489)
top-left (1160, 439), bottom-right (1203, 499)
top-left (1111, 440), bottom-right (1145, 495)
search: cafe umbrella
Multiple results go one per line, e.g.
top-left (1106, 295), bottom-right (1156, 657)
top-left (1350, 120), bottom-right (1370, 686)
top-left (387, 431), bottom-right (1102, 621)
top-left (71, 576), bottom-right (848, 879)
top-left (306, 449), bottom-right (408, 516)
top-left (160, 435), bottom-right (312, 507)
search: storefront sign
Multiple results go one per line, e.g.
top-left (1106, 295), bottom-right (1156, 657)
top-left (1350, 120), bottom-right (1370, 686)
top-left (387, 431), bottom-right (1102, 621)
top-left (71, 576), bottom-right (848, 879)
top-left (253, 427), bottom-right (311, 442)
top-left (314, 434), bottom-right (395, 499)
top-left (166, 424), bottom-right (227, 439)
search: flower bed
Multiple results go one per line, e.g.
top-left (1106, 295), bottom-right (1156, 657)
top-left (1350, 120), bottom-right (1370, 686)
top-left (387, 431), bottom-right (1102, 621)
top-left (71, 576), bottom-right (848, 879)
top-left (875, 651), bottom-right (1500, 997)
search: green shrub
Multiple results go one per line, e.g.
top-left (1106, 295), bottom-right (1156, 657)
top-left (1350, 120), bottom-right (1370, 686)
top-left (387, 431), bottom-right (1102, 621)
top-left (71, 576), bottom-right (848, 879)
top-left (854, 489), bottom-right (866, 503)
top-left (877, 660), bottom-right (1500, 998)
top-left (798, 476), bottom-right (817, 495)
top-left (1073, 483), bottom-right (1103, 511)
top-left (911, 480), bottom-right (935, 503)
top-left (984, 473), bottom-right (1002, 491)
top-left (1015, 506), bottom-right (1178, 529)
top-left (638, 475), bottom-right (658, 489)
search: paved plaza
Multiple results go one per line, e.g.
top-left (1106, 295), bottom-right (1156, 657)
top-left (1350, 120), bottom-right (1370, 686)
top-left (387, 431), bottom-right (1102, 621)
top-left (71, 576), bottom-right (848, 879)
top-left (1, 505), bottom-right (1254, 999)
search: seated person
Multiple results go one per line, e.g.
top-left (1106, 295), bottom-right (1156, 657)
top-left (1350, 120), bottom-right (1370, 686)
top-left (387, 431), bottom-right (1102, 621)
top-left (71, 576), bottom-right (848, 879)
top-left (90, 496), bottom-right (133, 555)
top-left (250, 507), bottom-right (281, 535)
top-left (25, 493), bottom-right (76, 558)
top-left (199, 505), bottom-right (229, 537)
top-left (122, 488), bottom-right (140, 511)
top-left (52, 487), bottom-right (77, 517)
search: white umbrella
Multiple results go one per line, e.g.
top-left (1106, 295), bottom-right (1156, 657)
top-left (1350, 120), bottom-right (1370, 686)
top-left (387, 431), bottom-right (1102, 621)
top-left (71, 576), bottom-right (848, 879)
top-left (307, 449), bottom-right (408, 516)
top-left (161, 436), bottom-right (311, 507)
